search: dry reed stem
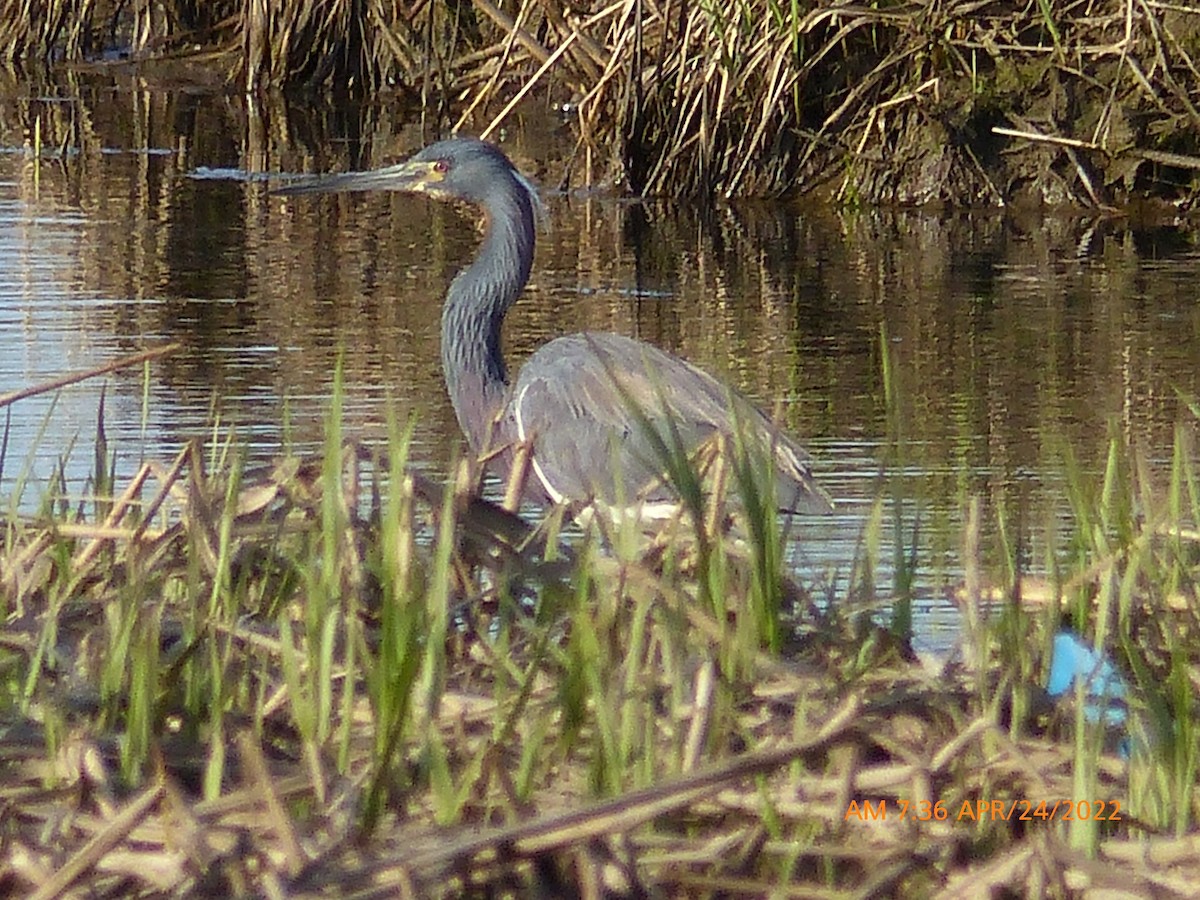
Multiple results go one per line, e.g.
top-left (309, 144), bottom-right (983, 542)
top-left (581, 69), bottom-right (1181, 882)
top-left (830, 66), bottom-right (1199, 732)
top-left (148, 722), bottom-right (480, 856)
top-left (480, 30), bottom-right (579, 140)
top-left (0, 344), bottom-right (179, 410)
top-left (29, 782), bottom-right (165, 900)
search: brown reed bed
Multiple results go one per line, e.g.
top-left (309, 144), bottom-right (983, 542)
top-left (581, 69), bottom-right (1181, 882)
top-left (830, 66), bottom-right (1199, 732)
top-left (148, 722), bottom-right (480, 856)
top-left (2, 350), bottom-right (1200, 896)
top-left (9, 1), bottom-right (1200, 205)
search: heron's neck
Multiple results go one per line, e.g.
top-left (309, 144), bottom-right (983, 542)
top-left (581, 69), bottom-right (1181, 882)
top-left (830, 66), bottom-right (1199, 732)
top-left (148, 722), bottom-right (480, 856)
top-left (441, 182), bottom-right (535, 450)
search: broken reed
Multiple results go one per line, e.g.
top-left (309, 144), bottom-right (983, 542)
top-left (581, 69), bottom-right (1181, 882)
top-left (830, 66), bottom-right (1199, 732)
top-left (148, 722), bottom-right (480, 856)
top-left (12, 1), bottom-right (1200, 202)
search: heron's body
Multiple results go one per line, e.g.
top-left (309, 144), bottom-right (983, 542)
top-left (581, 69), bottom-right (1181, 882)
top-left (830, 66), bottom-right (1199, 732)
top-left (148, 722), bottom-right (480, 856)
top-left (279, 139), bottom-right (831, 516)
top-left (508, 333), bottom-right (824, 513)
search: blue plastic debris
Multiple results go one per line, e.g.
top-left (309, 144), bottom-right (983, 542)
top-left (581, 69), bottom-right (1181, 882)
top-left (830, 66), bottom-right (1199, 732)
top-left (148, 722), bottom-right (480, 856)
top-left (1046, 629), bottom-right (1131, 755)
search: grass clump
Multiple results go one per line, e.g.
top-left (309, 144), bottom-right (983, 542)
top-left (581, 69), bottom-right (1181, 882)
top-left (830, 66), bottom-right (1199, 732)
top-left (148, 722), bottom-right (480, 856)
top-left (1, 356), bottom-right (1200, 895)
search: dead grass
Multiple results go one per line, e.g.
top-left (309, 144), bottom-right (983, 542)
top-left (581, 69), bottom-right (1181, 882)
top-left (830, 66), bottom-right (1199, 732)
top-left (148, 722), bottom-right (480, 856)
top-left (1, 349), bottom-right (1198, 896)
top-left (10, 2), bottom-right (1200, 203)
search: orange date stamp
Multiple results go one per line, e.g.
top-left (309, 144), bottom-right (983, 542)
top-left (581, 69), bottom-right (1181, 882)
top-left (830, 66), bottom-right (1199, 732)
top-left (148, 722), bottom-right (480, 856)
top-left (844, 798), bottom-right (1122, 823)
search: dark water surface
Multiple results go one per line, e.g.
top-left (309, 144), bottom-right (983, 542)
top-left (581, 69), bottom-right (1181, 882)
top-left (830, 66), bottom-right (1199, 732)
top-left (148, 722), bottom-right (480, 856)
top-left (4, 79), bottom-right (1200, 651)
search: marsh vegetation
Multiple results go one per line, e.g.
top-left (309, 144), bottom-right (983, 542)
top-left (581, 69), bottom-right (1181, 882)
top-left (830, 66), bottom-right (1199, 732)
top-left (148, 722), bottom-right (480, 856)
top-left (9, 0), bottom-right (1200, 203)
top-left (2, 343), bottom-right (1199, 895)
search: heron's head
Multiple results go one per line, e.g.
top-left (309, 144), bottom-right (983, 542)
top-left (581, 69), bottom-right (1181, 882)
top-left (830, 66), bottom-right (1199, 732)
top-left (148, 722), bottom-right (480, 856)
top-left (275, 138), bottom-right (541, 214)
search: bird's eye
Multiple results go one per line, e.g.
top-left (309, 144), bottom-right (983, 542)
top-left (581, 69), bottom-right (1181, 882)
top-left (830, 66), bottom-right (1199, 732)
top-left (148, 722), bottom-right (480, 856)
top-left (433, 159), bottom-right (450, 174)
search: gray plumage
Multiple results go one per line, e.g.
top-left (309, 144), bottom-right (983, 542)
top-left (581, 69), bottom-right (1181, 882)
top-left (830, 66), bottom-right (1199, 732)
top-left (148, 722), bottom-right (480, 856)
top-left (277, 138), bottom-right (832, 516)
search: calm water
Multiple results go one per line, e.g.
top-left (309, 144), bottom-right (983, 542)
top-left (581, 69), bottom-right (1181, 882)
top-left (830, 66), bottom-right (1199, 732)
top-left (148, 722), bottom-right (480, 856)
top-left (4, 78), bottom-right (1200, 650)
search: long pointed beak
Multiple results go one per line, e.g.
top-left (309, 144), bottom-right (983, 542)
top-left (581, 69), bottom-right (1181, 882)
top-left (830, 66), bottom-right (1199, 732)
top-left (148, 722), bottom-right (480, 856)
top-left (273, 159), bottom-right (434, 196)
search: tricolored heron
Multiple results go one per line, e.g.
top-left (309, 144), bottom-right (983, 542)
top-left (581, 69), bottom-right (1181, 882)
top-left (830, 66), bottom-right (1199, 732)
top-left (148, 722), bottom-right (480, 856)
top-left (278, 138), bottom-right (832, 518)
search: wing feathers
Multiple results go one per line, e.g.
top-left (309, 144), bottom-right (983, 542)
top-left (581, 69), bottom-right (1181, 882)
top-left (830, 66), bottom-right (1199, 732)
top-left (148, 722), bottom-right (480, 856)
top-left (508, 332), bottom-right (831, 513)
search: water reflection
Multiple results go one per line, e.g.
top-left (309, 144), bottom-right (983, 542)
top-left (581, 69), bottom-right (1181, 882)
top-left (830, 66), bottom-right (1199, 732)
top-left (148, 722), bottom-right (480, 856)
top-left (2, 79), bottom-right (1200, 652)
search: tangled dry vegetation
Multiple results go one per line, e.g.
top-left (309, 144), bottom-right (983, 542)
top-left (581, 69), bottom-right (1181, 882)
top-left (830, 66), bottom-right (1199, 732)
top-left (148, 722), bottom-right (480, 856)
top-left (2, 351), bottom-right (1200, 897)
top-left (8, 0), bottom-right (1200, 204)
